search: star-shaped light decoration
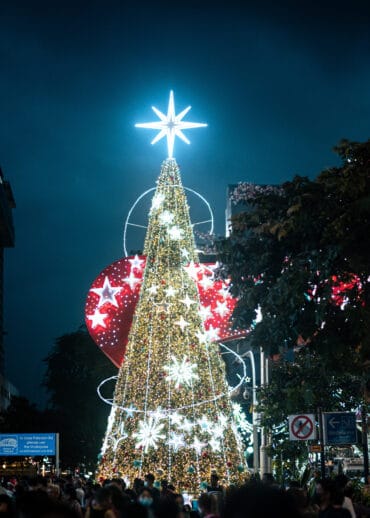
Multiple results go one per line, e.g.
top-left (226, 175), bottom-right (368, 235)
top-left (175, 316), bottom-right (189, 332)
top-left (168, 226), bottom-right (183, 240)
top-left (133, 417), bottom-right (165, 453)
top-left (168, 433), bottom-right (186, 452)
top-left (87, 308), bottom-right (108, 329)
top-left (150, 192), bottom-right (165, 212)
top-left (165, 286), bottom-right (177, 297)
top-left (208, 438), bottom-right (221, 452)
top-left (122, 271), bottom-right (141, 291)
top-left (197, 415), bottom-right (211, 432)
top-left (169, 411), bottom-right (183, 426)
top-left (190, 436), bottom-right (207, 455)
top-left (182, 418), bottom-right (194, 433)
top-left (135, 90), bottom-right (207, 158)
top-left (164, 356), bottom-right (198, 389)
top-left (90, 276), bottom-right (122, 308)
top-left (128, 255), bottom-right (145, 270)
top-left (181, 294), bottom-right (196, 309)
top-left (124, 404), bottom-right (137, 418)
top-left (159, 210), bottom-right (175, 225)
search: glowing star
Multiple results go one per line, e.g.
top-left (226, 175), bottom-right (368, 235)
top-left (184, 261), bottom-right (200, 280)
top-left (181, 295), bottom-right (196, 309)
top-left (128, 255), bottom-right (145, 270)
top-left (218, 413), bottom-right (228, 428)
top-left (165, 286), bottom-right (177, 297)
top-left (213, 424), bottom-right (224, 439)
top-left (199, 305), bottom-right (212, 321)
top-left (164, 356), bottom-right (198, 389)
top-left (87, 308), bottom-right (108, 329)
top-left (110, 422), bottom-right (128, 451)
top-left (182, 418), bottom-right (194, 433)
top-left (208, 438), bottom-right (221, 452)
top-left (175, 316), bottom-right (189, 332)
top-left (148, 284), bottom-right (158, 294)
top-left (90, 276), bottom-right (122, 308)
top-left (168, 226), bottom-right (183, 240)
top-left (169, 411), bottom-right (183, 426)
top-left (124, 404), bottom-right (137, 418)
top-left (168, 433), bottom-right (185, 451)
top-left (190, 436), bottom-right (206, 455)
top-left (215, 301), bottom-right (229, 318)
top-left (135, 90), bottom-right (207, 159)
top-left (123, 271), bottom-right (141, 291)
top-left (133, 417), bottom-right (165, 453)
top-left (196, 330), bottom-right (208, 344)
top-left (151, 192), bottom-right (165, 211)
top-left (205, 325), bottom-right (220, 341)
top-left (197, 415), bottom-right (211, 432)
top-left (159, 210), bottom-right (175, 225)
top-left (181, 248), bottom-right (190, 260)
top-left (198, 275), bottom-right (213, 290)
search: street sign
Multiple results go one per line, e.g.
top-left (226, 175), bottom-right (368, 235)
top-left (0, 434), bottom-right (56, 456)
top-left (323, 412), bottom-right (357, 445)
top-left (289, 414), bottom-right (316, 441)
top-left (310, 444), bottom-right (322, 453)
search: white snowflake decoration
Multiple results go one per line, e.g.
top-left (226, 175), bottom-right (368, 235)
top-left (164, 356), bottom-right (198, 389)
top-left (133, 417), bottom-right (165, 453)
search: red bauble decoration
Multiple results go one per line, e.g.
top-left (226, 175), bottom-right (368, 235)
top-left (85, 257), bottom-right (247, 367)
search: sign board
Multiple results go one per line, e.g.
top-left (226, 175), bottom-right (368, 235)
top-left (310, 444), bottom-right (322, 453)
top-left (323, 412), bottom-right (357, 445)
top-left (0, 434), bottom-right (56, 456)
top-left (289, 414), bottom-right (316, 441)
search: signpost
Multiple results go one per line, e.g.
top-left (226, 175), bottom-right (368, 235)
top-left (323, 412), bottom-right (357, 445)
top-left (289, 414), bottom-right (316, 441)
top-left (0, 434), bottom-right (59, 474)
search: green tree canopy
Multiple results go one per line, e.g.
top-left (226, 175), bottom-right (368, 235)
top-left (43, 327), bottom-right (116, 469)
top-left (217, 139), bottom-right (370, 378)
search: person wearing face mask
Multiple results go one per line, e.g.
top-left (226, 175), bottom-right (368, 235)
top-left (138, 488), bottom-right (156, 517)
top-left (144, 474), bottom-right (160, 504)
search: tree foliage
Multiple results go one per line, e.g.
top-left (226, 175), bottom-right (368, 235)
top-left (43, 327), bottom-right (116, 469)
top-left (217, 139), bottom-right (370, 377)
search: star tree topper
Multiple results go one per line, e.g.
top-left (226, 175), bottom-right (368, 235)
top-left (135, 90), bottom-right (207, 158)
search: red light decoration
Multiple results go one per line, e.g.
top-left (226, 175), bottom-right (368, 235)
top-left (85, 256), bottom-right (246, 367)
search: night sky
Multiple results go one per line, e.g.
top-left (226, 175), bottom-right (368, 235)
top-left (1, 1), bottom-right (370, 404)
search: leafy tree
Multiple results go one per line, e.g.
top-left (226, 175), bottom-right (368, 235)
top-left (216, 139), bottom-right (370, 378)
top-left (0, 396), bottom-right (46, 433)
top-left (43, 327), bottom-right (116, 470)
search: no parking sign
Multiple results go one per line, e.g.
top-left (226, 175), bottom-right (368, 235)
top-left (288, 414), bottom-right (316, 441)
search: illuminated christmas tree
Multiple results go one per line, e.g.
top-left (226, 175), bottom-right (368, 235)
top-left (92, 92), bottom-right (246, 491)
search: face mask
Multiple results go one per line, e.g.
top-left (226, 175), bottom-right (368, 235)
top-left (144, 481), bottom-right (149, 487)
top-left (139, 497), bottom-right (153, 507)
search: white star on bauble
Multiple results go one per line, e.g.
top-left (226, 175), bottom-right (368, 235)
top-left (123, 271), bottom-right (141, 291)
top-left (128, 255), bottom-right (145, 270)
top-left (135, 90), bottom-right (207, 159)
top-left (190, 436), bottom-right (207, 455)
top-left (205, 325), bottom-right (220, 341)
top-left (184, 261), bottom-right (201, 280)
top-left (164, 356), bottom-right (198, 389)
top-left (175, 316), bottom-right (189, 332)
top-left (168, 226), bottom-right (183, 240)
top-left (198, 275), bottom-right (213, 290)
top-left (90, 276), bottom-right (122, 308)
top-left (133, 417), bottom-right (165, 453)
top-left (215, 300), bottom-right (229, 317)
top-left (168, 433), bottom-right (186, 452)
top-left (87, 308), bottom-right (108, 329)
top-left (199, 305), bottom-right (212, 321)
top-left (159, 210), bottom-right (174, 225)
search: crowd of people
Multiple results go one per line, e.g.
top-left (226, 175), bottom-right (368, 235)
top-left (0, 470), bottom-right (368, 518)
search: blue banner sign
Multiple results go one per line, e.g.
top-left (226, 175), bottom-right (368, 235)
top-left (0, 434), bottom-right (56, 456)
top-left (323, 412), bottom-right (357, 445)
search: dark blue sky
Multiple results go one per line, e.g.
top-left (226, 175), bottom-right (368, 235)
top-left (1, 1), bottom-right (370, 404)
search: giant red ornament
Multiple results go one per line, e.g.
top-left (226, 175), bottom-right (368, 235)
top-left (85, 256), bottom-right (246, 367)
